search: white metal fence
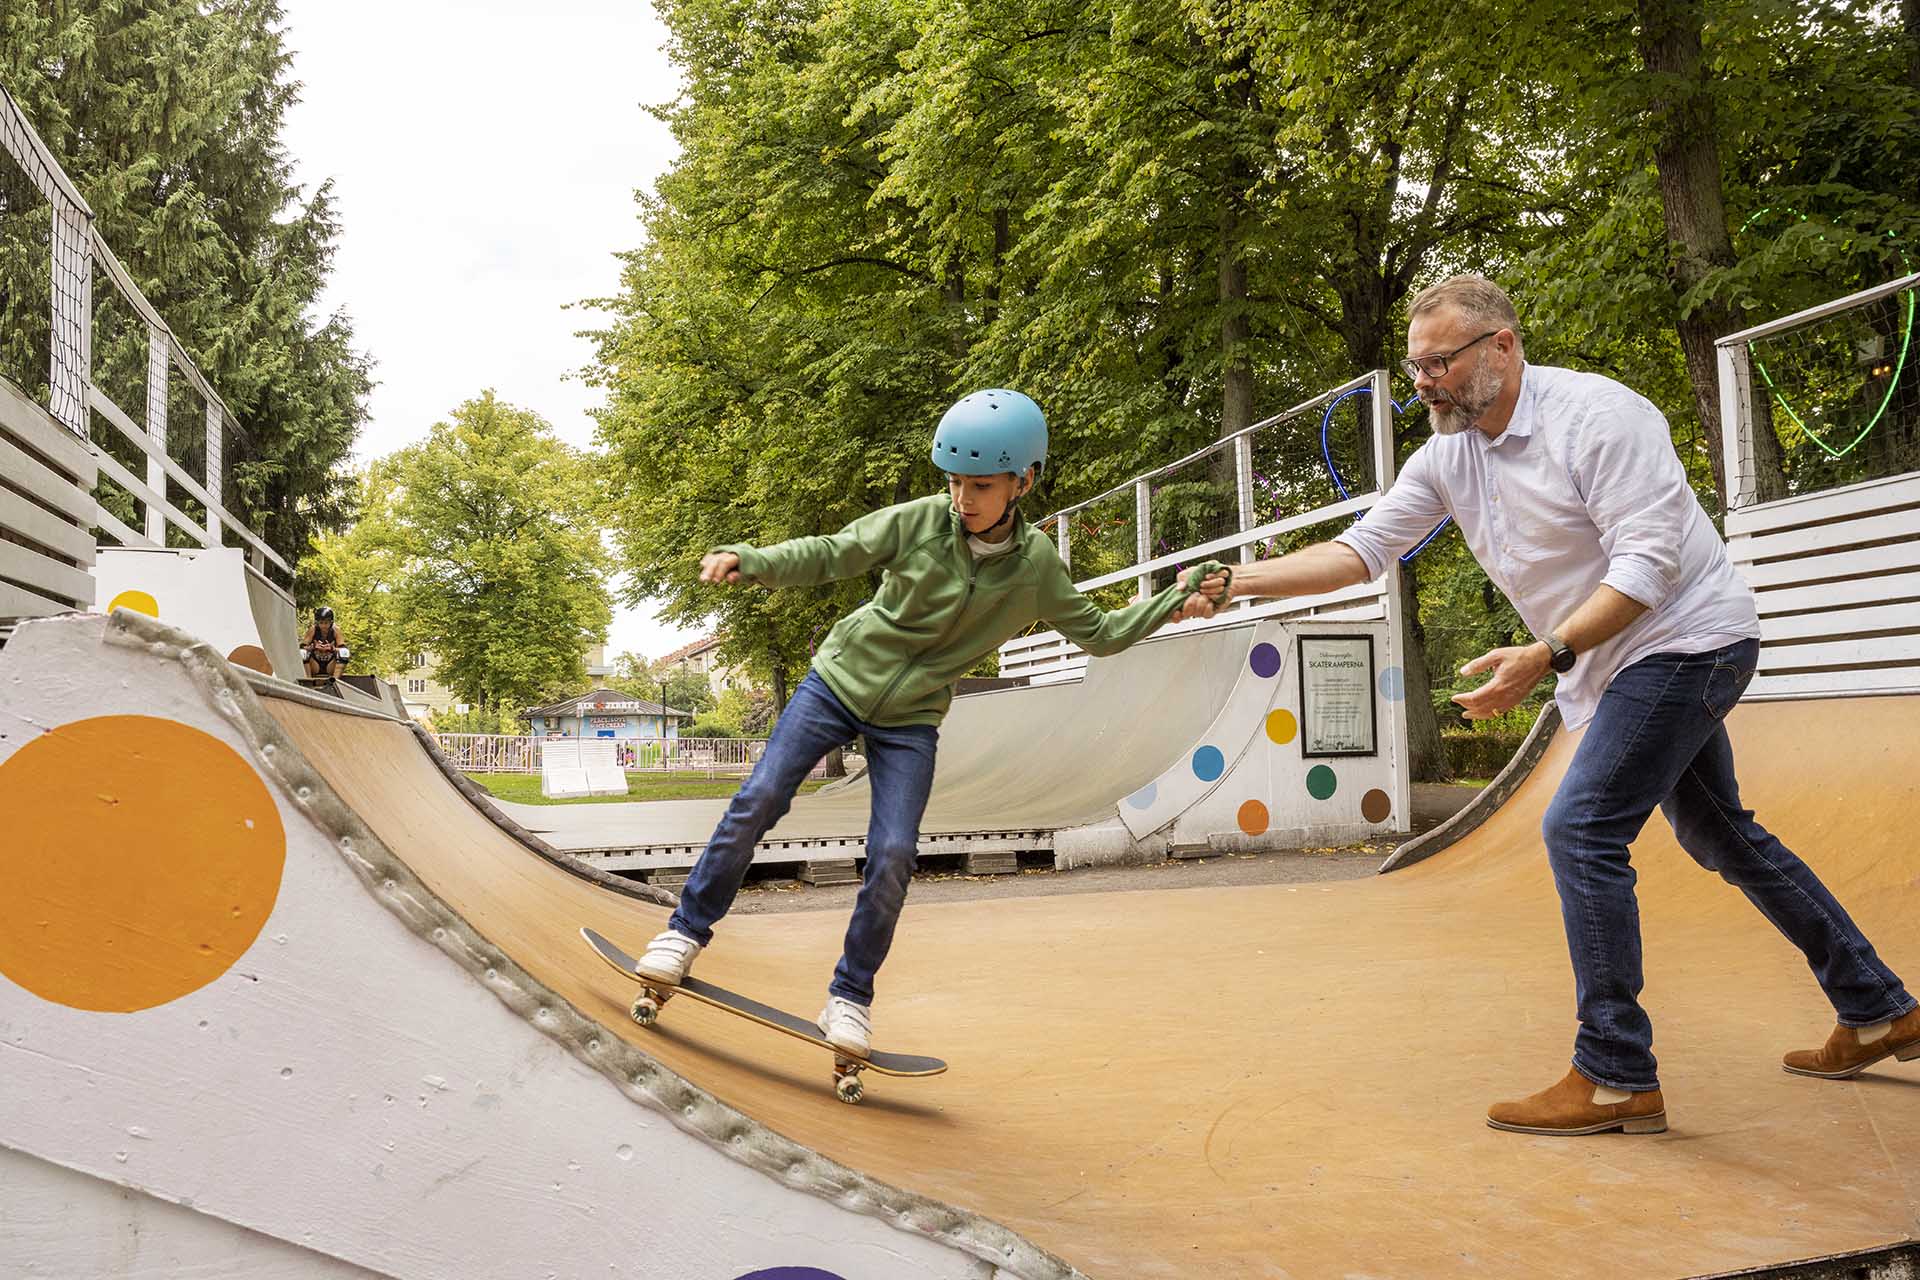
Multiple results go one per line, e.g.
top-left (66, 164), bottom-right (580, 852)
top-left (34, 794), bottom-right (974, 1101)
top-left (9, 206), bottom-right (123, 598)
top-left (1718, 271), bottom-right (1920, 701)
top-left (0, 79), bottom-right (291, 636)
top-left (433, 734), bottom-right (799, 778)
top-left (1002, 370), bottom-right (1407, 685)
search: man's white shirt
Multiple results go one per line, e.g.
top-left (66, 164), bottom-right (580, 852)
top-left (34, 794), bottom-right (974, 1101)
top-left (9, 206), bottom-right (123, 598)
top-left (1334, 363), bottom-right (1759, 729)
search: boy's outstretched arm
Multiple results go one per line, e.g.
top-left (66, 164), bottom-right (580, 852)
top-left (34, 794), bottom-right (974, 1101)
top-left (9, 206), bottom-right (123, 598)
top-left (1040, 558), bottom-right (1229, 656)
top-left (704, 505), bottom-right (906, 589)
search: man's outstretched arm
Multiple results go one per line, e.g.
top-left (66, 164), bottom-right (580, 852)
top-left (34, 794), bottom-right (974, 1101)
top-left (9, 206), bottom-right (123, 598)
top-left (1225, 542), bottom-right (1373, 601)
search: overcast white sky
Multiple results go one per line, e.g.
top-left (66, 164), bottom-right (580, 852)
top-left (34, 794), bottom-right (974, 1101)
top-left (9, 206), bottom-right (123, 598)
top-left (278, 0), bottom-right (704, 663)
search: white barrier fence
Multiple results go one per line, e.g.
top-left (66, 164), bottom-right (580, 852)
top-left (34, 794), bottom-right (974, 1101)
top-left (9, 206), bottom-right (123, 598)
top-left (432, 734), bottom-right (800, 778)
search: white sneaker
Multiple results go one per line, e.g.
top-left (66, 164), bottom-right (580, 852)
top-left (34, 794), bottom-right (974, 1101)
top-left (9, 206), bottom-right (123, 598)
top-left (634, 929), bottom-right (702, 985)
top-left (816, 996), bottom-right (872, 1057)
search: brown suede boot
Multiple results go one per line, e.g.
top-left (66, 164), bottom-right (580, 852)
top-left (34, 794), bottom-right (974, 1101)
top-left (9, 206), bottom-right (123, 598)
top-left (1486, 1066), bottom-right (1667, 1136)
top-left (1783, 1006), bottom-right (1920, 1080)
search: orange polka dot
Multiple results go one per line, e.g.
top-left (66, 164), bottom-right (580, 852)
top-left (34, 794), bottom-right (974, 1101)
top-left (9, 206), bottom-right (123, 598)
top-left (1265, 709), bottom-right (1297, 744)
top-left (227, 644), bottom-right (272, 676)
top-left (0, 716), bottom-right (286, 1012)
top-left (1237, 799), bottom-right (1270, 836)
top-left (107, 590), bottom-right (158, 618)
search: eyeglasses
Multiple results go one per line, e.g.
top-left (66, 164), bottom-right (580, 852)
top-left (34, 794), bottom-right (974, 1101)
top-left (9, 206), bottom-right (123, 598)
top-left (1400, 330), bottom-right (1499, 381)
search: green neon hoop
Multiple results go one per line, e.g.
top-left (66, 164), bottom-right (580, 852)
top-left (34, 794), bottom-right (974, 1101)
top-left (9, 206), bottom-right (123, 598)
top-left (1737, 208), bottom-right (1914, 461)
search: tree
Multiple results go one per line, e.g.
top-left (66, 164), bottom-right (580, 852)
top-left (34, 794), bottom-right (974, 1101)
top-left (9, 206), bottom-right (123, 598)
top-left (0, 0), bottom-right (370, 565)
top-left (320, 392), bottom-right (613, 714)
top-left (293, 465), bottom-right (412, 679)
top-left (607, 651), bottom-right (718, 717)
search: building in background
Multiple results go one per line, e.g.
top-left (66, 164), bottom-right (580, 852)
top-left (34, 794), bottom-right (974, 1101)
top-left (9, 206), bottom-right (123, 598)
top-left (523, 688), bottom-right (691, 741)
top-left (657, 633), bottom-right (753, 697)
top-left (398, 651), bottom-right (456, 722)
top-left (583, 643), bottom-right (614, 681)
top-left (400, 645), bottom-right (617, 724)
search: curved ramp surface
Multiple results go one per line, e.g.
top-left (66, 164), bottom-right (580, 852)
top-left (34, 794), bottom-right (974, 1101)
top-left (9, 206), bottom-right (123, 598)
top-left (5, 612), bottom-right (1918, 1278)
top-left (507, 616), bottom-right (1403, 866)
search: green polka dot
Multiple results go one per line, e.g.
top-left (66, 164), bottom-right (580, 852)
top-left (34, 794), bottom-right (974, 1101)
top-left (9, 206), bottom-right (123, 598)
top-left (1306, 765), bottom-right (1337, 800)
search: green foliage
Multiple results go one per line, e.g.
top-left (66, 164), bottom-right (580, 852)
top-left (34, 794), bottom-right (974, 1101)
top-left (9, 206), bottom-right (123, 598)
top-left (431, 706), bottom-right (529, 736)
top-left (688, 686), bottom-right (777, 740)
top-left (0, 0), bottom-right (369, 565)
top-left (588, 0), bottom-right (1916, 770)
top-left (294, 468), bottom-right (411, 678)
top-left (300, 392), bottom-right (613, 714)
top-left (607, 652), bottom-right (719, 717)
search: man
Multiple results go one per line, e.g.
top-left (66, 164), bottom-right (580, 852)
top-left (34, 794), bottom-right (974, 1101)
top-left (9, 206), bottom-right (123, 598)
top-left (1217, 274), bottom-right (1917, 1135)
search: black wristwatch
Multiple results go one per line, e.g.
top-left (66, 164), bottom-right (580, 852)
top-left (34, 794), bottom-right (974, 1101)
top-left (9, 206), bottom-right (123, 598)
top-left (1542, 633), bottom-right (1576, 673)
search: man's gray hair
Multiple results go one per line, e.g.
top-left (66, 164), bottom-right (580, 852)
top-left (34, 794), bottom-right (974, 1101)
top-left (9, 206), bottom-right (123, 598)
top-left (1408, 274), bottom-right (1525, 359)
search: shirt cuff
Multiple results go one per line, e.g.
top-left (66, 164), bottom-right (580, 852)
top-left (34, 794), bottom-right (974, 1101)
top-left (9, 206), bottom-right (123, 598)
top-left (1332, 530), bottom-right (1386, 581)
top-left (1601, 561), bottom-right (1672, 611)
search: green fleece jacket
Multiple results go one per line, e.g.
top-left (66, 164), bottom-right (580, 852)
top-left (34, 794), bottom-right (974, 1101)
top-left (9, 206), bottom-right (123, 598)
top-left (720, 494), bottom-right (1218, 727)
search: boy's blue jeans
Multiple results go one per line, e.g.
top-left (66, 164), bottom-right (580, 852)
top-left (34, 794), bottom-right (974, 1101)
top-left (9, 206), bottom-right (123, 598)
top-left (669, 671), bottom-right (938, 1006)
top-left (1545, 637), bottom-right (1914, 1092)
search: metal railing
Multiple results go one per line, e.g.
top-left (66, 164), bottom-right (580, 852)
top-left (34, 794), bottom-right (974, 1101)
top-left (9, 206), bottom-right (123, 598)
top-left (1717, 269), bottom-right (1919, 513)
top-left (0, 78), bottom-right (291, 601)
top-left (1005, 370), bottom-right (1404, 682)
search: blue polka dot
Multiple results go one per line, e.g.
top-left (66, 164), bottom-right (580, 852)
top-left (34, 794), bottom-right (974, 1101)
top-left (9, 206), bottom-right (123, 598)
top-left (1192, 745), bottom-right (1225, 781)
top-left (1249, 642), bottom-right (1281, 678)
top-left (1379, 666), bottom-right (1406, 701)
top-left (1125, 781), bottom-right (1158, 809)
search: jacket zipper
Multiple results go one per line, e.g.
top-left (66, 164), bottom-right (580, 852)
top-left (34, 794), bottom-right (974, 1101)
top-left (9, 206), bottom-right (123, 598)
top-left (866, 516), bottom-right (987, 723)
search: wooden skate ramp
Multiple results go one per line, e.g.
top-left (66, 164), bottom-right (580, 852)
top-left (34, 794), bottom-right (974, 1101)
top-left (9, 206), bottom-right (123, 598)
top-left (264, 691), bottom-right (1920, 1279)
top-left (501, 620), bottom-right (1257, 853)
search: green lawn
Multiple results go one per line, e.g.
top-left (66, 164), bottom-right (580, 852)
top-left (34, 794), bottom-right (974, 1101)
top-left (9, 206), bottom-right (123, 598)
top-left (463, 771), bottom-right (834, 805)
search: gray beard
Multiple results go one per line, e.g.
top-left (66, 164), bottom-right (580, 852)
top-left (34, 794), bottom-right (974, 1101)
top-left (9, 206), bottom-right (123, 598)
top-left (1427, 360), bottom-right (1505, 436)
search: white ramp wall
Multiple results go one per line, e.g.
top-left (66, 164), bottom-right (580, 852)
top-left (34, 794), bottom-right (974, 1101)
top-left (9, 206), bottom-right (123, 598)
top-left (0, 613), bottom-right (1049, 1280)
top-left (1116, 619), bottom-right (1403, 854)
top-left (92, 545), bottom-right (299, 679)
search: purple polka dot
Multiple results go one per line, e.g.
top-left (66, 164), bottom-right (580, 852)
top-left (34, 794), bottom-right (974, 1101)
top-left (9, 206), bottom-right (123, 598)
top-left (1249, 642), bottom-right (1281, 678)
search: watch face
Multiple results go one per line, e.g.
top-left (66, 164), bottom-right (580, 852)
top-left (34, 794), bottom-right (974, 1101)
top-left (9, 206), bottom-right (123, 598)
top-left (1550, 645), bottom-right (1576, 673)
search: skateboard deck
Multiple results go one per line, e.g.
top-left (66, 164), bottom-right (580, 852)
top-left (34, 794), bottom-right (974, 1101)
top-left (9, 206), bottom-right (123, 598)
top-left (581, 926), bottom-right (946, 1102)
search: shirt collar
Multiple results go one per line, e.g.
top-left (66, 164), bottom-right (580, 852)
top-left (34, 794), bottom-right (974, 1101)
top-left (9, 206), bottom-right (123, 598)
top-left (1483, 362), bottom-right (1536, 448)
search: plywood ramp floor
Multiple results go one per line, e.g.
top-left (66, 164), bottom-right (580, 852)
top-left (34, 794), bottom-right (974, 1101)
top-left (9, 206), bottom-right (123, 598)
top-left (266, 695), bottom-right (1920, 1279)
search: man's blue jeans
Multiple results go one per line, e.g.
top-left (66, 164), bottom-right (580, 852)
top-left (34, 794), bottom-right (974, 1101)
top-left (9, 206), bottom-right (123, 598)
top-left (1544, 637), bottom-right (1914, 1091)
top-left (669, 671), bottom-right (938, 1006)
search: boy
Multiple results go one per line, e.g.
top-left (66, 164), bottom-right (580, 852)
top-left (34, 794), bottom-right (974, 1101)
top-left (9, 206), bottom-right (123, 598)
top-left (636, 389), bottom-right (1228, 1055)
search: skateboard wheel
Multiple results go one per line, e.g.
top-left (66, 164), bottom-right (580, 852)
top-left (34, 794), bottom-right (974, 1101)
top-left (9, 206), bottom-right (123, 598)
top-left (630, 995), bottom-right (659, 1026)
top-left (835, 1073), bottom-right (864, 1105)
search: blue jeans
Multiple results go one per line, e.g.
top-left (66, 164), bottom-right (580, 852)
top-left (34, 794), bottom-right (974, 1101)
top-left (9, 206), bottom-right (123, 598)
top-left (670, 671), bottom-right (939, 1006)
top-left (1543, 638), bottom-right (1914, 1092)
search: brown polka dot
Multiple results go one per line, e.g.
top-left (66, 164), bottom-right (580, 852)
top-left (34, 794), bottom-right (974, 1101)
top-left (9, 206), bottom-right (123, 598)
top-left (1361, 788), bottom-right (1392, 823)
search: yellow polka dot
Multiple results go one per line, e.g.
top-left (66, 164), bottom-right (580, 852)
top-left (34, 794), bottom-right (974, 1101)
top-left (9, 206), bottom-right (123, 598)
top-left (107, 590), bottom-right (159, 617)
top-left (0, 716), bottom-right (286, 1012)
top-left (1266, 709), bottom-right (1297, 745)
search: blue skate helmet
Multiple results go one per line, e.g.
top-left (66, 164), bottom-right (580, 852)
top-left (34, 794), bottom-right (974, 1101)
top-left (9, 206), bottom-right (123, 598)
top-left (930, 389), bottom-right (1048, 478)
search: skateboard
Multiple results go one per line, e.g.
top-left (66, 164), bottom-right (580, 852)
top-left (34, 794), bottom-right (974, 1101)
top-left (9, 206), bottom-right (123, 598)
top-left (580, 926), bottom-right (947, 1104)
